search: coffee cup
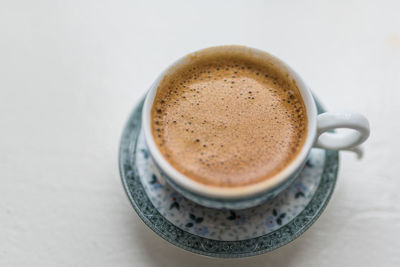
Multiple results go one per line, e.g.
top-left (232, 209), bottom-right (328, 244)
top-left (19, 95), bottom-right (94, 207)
top-left (141, 45), bottom-right (370, 209)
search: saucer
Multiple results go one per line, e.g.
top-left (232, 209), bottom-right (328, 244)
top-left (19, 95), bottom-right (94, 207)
top-left (119, 97), bottom-right (339, 258)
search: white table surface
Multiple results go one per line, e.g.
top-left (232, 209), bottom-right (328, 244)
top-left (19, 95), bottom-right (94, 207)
top-left (1, 0), bottom-right (399, 266)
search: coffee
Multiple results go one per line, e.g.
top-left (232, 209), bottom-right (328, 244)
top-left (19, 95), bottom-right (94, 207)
top-left (151, 49), bottom-right (307, 187)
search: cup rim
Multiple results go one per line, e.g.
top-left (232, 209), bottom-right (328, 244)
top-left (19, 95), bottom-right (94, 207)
top-left (142, 45), bottom-right (317, 199)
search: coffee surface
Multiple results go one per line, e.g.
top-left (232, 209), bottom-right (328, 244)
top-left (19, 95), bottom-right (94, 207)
top-left (151, 53), bottom-right (307, 187)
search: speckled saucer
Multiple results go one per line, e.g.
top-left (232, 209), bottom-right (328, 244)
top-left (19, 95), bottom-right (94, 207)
top-left (119, 97), bottom-right (339, 258)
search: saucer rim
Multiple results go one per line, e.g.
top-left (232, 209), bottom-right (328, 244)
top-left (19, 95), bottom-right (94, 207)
top-left (119, 97), bottom-right (339, 258)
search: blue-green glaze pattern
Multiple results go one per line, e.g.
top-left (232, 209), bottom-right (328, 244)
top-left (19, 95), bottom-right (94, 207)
top-left (138, 132), bottom-right (325, 240)
top-left (119, 98), bottom-right (339, 258)
top-left (155, 158), bottom-right (306, 209)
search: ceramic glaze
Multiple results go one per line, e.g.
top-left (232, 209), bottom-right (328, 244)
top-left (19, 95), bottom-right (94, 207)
top-left (141, 46), bottom-right (369, 208)
top-left (119, 98), bottom-right (339, 258)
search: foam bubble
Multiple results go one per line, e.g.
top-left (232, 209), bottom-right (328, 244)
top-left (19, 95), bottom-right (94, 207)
top-left (151, 55), bottom-right (307, 187)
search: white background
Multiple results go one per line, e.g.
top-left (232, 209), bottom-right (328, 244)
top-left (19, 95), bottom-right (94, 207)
top-left (1, 0), bottom-right (399, 266)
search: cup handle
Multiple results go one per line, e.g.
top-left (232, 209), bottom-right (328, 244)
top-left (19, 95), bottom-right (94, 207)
top-left (314, 111), bottom-right (370, 150)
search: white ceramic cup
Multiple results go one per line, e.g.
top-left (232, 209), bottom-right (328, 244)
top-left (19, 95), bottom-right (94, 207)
top-left (142, 45), bottom-right (370, 209)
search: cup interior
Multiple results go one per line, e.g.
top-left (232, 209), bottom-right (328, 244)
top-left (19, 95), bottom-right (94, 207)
top-left (142, 45), bottom-right (317, 199)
